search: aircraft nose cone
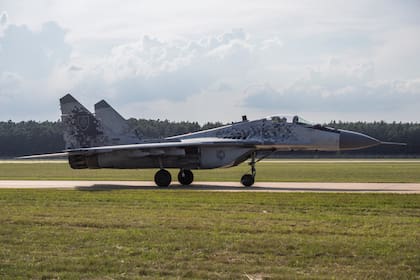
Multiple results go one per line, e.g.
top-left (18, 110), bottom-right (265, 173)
top-left (339, 130), bottom-right (380, 150)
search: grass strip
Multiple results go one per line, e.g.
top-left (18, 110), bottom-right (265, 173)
top-left (0, 190), bottom-right (419, 279)
top-left (0, 162), bottom-right (420, 182)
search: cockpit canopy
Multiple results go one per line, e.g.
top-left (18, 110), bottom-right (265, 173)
top-left (266, 115), bottom-right (339, 133)
top-left (267, 115), bottom-right (313, 126)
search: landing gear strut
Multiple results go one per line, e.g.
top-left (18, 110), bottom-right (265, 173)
top-left (154, 169), bottom-right (171, 187)
top-left (241, 152), bottom-right (256, 187)
top-left (178, 169), bottom-right (194, 185)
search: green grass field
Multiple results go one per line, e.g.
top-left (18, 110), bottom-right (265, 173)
top-left (1, 161), bottom-right (419, 278)
top-left (0, 161), bottom-right (420, 182)
top-left (0, 190), bottom-right (419, 279)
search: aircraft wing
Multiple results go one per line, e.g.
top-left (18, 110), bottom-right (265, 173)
top-left (66, 138), bottom-right (259, 154)
top-left (18, 152), bottom-right (69, 159)
top-left (19, 138), bottom-right (259, 159)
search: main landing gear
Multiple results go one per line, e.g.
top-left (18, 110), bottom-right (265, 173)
top-left (178, 169), bottom-right (194, 185)
top-left (154, 169), bottom-right (172, 187)
top-left (153, 169), bottom-right (194, 187)
top-left (241, 152), bottom-right (256, 187)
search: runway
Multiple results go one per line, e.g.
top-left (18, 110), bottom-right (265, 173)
top-left (0, 180), bottom-right (419, 193)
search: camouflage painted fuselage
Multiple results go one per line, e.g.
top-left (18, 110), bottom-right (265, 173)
top-left (169, 118), bottom-right (340, 152)
top-left (60, 94), bottom-right (381, 171)
top-left (68, 117), bottom-right (340, 170)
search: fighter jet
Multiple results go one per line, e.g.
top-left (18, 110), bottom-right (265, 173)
top-left (22, 94), bottom-right (405, 187)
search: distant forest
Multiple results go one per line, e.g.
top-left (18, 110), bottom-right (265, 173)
top-left (0, 119), bottom-right (419, 157)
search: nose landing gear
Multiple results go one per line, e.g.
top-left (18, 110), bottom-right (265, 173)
top-left (241, 174), bottom-right (254, 187)
top-left (241, 152), bottom-right (256, 187)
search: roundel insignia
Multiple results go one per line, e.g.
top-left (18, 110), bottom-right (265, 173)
top-left (216, 150), bottom-right (225, 160)
top-left (78, 115), bottom-right (90, 131)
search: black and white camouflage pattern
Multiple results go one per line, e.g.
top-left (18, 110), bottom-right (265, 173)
top-left (172, 119), bottom-right (299, 144)
top-left (62, 106), bottom-right (109, 149)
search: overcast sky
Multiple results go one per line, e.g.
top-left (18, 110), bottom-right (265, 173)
top-left (0, 0), bottom-right (419, 123)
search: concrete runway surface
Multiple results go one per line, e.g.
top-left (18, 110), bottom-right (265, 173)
top-left (0, 180), bottom-right (419, 193)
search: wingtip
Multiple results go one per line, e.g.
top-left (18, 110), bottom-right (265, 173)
top-left (16, 152), bottom-right (69, 159)
top-left (380, 141), bottom-right (407, 146)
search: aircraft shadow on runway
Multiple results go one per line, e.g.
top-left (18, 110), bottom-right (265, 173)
top-left (74, 184), bottom-right (410, 192)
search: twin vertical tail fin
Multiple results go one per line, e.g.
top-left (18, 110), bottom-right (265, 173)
top-left (60, 94), bottom-right (107, 149)
top-left (94, 100), bottom-right (141, 145)
top-left (60, 94), bottom-right (141, 150)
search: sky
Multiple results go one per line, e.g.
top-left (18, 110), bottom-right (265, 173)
top-left (0, 0), bottom-right (419, 123)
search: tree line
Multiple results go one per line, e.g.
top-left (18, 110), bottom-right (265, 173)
top-left (0, 119), bottom-right (419, 157)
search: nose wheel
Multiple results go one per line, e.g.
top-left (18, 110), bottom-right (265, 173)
top-left (241, 152), bottom-right (256, 187)
top-left (241, 174), bottom-right (255, 187)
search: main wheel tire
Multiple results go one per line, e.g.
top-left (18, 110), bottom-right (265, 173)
top-left (178, 169), bottom-right (194, 185)
top-left (241, 174), bottom-right (254, 187)
top-left (154, 169), bottom-right (171, 187)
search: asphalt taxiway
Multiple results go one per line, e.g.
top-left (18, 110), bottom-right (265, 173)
top-left (0, 180), bottom-right (419, 193)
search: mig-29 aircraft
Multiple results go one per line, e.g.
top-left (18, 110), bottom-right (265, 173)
top-left (22, 94), bottom-right (405, 187)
